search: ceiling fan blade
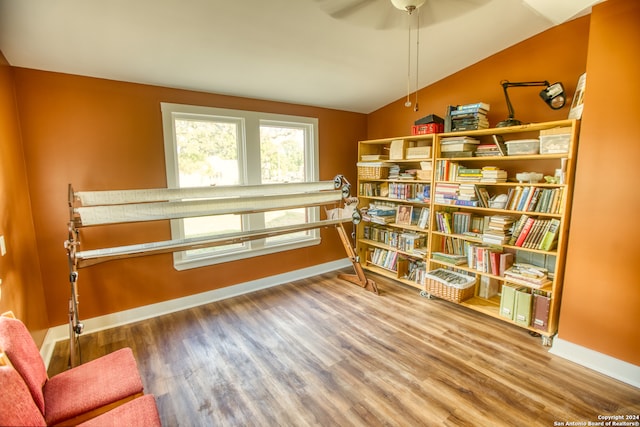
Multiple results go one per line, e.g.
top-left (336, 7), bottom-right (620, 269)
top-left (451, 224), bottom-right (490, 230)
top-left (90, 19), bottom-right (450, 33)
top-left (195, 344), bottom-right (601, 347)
top-left (314, 0), bottom-right (491, 30)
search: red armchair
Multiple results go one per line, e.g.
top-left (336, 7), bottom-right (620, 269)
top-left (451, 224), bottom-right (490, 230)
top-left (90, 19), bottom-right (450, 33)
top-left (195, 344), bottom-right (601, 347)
top-left (0, 313), bottom-right (158, 426)
top-left (0, 352), bottom-right (161, 426)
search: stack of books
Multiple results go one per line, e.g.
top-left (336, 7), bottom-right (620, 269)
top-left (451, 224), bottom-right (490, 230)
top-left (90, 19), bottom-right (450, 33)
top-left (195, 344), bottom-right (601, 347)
top-left (504, 263), bottom-right (552, 289)
top-left (457, 184), bottom-right (480, 206)
top-left (440, 136), bottom-right (480, 157)
top-left (481, 166), bottom-right (507, 183)
top-left (434, 182), bottom-right (459, 205)
top-left (482, 215), bottom-right (516, 244)
top-left (447, 102), bottom-right (490, 132)
top-left (456, 166), bottom-right (482, 182)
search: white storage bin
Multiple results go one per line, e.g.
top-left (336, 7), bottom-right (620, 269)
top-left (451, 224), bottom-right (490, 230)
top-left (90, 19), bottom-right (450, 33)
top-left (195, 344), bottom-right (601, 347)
top-left (505, 139), bottom-right (539, 155)
top-left (540, 134), bottom-right (570, 154)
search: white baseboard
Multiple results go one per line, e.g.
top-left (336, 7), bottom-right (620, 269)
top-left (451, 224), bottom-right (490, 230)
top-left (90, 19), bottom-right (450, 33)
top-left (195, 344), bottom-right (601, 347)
top-left (550, 337), bottom-right (640, 389)
top-left (41, 258), bottom-right (351, 367)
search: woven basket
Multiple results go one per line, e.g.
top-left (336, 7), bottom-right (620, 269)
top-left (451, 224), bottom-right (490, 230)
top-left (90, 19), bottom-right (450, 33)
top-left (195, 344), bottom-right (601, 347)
top-left (358, 165), bottom-right (389, 180)
top-left (425, 269), bottom-right (476, 303)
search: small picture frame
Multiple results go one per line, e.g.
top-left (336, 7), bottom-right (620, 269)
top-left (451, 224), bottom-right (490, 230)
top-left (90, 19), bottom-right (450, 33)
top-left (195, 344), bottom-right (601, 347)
top-left (396, 205), bottom-right (413, 226)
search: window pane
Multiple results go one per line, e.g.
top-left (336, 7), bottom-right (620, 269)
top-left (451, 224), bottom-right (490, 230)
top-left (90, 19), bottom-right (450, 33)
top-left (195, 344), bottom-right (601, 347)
top-left (260, 124), bottom-right (308, 243)
top-left (175, 117), bottom-right (243, 254)
top-left (175, 118), bottom-right (240, 186)
top-left (260, 125), bottom-right (305, 184)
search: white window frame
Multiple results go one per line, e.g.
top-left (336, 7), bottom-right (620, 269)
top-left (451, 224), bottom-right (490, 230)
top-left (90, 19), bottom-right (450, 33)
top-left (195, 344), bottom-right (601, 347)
top-left (161, 102), bottom-right (320, 270)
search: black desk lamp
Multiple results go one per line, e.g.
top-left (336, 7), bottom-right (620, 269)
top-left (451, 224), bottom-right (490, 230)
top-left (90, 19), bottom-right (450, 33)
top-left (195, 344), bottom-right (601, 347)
top-left (497, 80), bottom-right (566, 127)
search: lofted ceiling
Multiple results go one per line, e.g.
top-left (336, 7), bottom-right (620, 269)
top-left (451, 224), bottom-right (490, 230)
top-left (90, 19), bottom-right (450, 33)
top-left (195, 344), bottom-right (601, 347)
top-left (0, 0), bottom-right (600, 114)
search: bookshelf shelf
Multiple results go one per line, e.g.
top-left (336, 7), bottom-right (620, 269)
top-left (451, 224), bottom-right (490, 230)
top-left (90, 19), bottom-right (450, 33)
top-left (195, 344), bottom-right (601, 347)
top-left (355, 119), bottom-right (579, 345)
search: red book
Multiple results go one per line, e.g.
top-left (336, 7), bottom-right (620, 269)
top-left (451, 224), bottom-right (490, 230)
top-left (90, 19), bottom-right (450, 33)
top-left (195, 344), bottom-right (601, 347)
top-left (490, 251), bottom-right (500, 275)
top-left (514, 217), bottom-right (536, 247)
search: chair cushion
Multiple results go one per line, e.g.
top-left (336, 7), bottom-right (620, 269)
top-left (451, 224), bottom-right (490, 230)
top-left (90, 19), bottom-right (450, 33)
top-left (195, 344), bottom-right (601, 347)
top-left (78, 394), bottom-right (162, 427)
top-left (0, 315), bottom-right (48, 414)
top-left (43, 347), bottom-right (144, 425)
top-left (0, 364), bottom-right (47, 426)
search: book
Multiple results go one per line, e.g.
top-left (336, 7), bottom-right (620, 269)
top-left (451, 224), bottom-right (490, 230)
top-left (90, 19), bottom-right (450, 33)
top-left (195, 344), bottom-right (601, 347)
top-left (500, 285), bottom-right (520, 320)
top-left (532, 290), bottom-right (551, 331)
top-left (514, 289), bottom-right (533, 326)
top-left (514, 217), bottom-right (536, 247)
top-left (441, 143), bottom-right (479, 152)
top-left (456, 102), bottom-right (490, 111)
top-left (538, 218), bottom-right (561, 251)
top-left (525, 187), bottom-right (542, 211)
top-left (507, 186), bottom-right (523, 211)
top-left (417, 207), bottom-right (430, 229)
top-left (499, 252), bottom-right (514, 276)
top-left (508, 214), bottom-right (529, 245)
top-left (475, 186), bottom-right (491, 208)
top-left (492, 134), bottom-right (507, 156)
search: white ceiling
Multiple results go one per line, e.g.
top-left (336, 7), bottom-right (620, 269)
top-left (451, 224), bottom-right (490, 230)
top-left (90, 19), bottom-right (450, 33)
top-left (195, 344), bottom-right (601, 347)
top-left (0, 0), bottom-right (599, 114)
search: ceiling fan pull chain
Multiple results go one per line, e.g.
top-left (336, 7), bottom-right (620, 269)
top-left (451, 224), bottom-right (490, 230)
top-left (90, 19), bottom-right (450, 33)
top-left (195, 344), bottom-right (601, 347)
top-left (405, 10), bottom-right (412, 108)
top-left (414, 9), bottom-right (420, 112)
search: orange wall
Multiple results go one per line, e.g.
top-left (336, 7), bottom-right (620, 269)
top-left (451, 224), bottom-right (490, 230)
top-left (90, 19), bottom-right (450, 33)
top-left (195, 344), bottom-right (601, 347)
top-left (558, 0), bottom-right (640, 365)
top-left (0, 53), bottom-right (49, 344)
top-left (12, 70), bottom-right (367, 326)
top-left (368, 17), bottom-right (590, 137)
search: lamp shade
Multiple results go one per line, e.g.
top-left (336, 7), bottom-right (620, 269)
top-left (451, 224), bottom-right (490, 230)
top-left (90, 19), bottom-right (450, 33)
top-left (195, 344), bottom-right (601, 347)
top-left (391, 0), bottom-right (426, 11)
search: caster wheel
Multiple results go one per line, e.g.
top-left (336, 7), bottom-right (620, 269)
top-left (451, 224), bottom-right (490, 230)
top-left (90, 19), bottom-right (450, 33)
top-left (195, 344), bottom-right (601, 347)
top-left (419, 290), bottom-right (433, 299)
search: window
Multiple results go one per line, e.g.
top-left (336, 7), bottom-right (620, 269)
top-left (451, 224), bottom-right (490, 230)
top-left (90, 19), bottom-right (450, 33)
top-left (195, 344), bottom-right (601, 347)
top-left (161, 103), bottom-right (320, 270)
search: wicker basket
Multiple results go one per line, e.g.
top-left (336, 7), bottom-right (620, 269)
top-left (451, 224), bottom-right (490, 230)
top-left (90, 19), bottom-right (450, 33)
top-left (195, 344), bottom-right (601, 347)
top-left (425, 268), bottom-right (476, 303)
top-left (358, 165), bottom-right (389, 179)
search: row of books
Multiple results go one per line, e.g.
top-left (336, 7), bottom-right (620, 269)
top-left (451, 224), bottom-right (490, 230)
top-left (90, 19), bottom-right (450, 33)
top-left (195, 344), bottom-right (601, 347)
top-left (388, 182), bottom-right (430, 202)
top-left (509, 216), bottom-right (561, 251)
top-left (362, 225), bottom-right (427, 253)
top-left (433, 182), bottom-right (493, 208)
top-left (506, 186), bottom-right (564, 214)
top-left (436, 160), bottom-right (508, 184)
top-left (438, 235), bottom-right (470, 256)
top-left (358, 182), bottom-right (431, 202)
top-left (403, 259), bottom-right (428, 285)
top-left (368, 247), bottom-right (400, 271)
top-left (467, 245), bottom-right (514, 276)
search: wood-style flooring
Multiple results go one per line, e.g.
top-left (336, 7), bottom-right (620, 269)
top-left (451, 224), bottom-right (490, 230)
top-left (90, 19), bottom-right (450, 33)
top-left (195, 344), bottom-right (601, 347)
top-left (48, 269), bottom-right (640, 426)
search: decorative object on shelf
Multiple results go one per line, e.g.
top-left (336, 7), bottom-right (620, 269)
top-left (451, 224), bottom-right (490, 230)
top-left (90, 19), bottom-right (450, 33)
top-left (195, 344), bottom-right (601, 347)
top-left (496, 80), bottom-right (566, 127)
top-left (515, 172), bottom-right (544, 183)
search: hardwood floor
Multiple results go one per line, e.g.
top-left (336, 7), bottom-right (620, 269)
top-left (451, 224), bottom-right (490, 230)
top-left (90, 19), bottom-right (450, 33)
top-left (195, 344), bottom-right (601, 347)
top-left (48, 269), bottom-right (640, 426)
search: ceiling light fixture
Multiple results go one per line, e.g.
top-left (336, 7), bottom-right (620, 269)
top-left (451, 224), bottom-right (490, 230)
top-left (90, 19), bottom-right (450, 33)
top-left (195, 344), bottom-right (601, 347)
top-left (392, 0), bottom-right (426, 112)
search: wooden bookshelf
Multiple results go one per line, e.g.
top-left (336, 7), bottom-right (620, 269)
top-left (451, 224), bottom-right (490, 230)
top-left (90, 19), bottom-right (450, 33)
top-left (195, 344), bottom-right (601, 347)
top-left (355, 119), bottom-right (579, 345)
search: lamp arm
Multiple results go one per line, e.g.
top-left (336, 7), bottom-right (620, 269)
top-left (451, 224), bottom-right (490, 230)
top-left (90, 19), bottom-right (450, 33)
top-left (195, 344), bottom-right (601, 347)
top-left (500, 80), bottom-right (550, 120)
top-left (501, 82), bottom-right (515, 120)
